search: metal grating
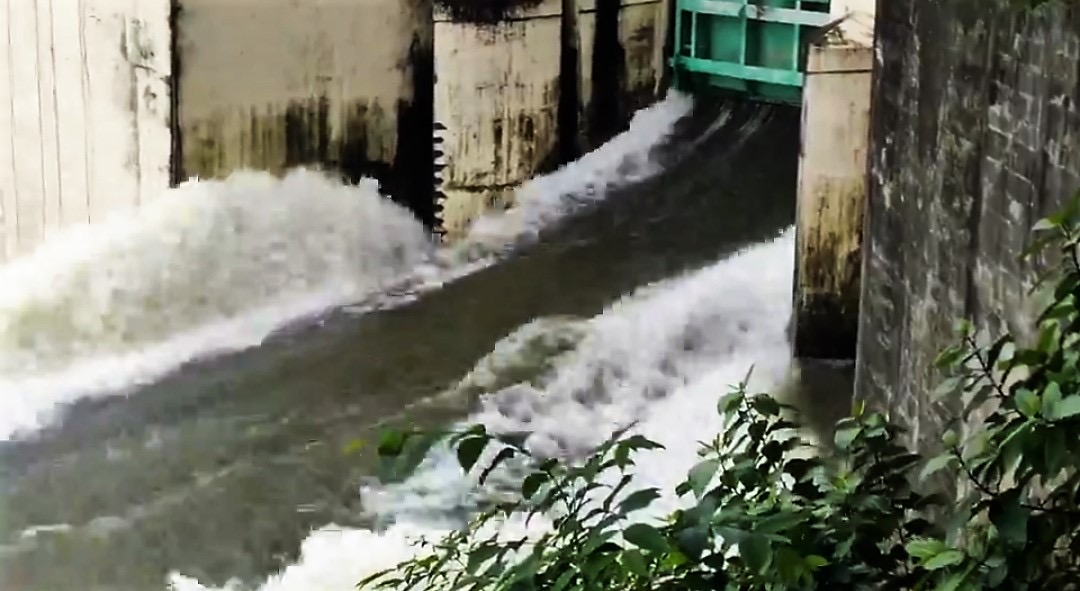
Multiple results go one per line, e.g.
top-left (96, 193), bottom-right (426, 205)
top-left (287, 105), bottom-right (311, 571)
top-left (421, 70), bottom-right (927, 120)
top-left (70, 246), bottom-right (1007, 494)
top-left (671, 0), bottom-right (831, 105)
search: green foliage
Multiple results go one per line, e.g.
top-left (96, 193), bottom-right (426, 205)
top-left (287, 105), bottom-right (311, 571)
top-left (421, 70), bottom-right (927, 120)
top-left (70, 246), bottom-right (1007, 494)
top-left (361, 197), bottom-right (1080, 590)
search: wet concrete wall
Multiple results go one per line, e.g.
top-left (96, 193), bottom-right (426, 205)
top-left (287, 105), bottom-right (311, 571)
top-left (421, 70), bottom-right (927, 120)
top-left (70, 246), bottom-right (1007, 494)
top-left (578, 0), bottom-right (668, 144)
top-left (855, 0), bottom-right (1080, 448)
top-left (434, 0), bottom-right (669, 236)
top-left (793, 36), bottom-right (873, 361)
top-left (433, 0), bottom-right (563, 234)
top-left (0, 1), bottom-right (173, 261)
top-left (2, 0), bottom-right (670, 248)
top-left (175, 0), bottom-right (435, 223)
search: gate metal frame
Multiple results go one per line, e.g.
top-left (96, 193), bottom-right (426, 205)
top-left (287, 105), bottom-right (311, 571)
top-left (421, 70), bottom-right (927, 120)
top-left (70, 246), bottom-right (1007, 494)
top-left (671, 0), bottom-right (832, 104)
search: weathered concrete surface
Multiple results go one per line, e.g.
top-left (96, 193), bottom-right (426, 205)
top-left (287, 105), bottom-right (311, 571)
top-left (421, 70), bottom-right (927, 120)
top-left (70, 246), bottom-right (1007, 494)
top-left (0, 0), bottom-right (172, 261)
top-left (828, 0), bottom-right (875, 47)
top-left (434, 0), bottom-right (547, 23)
top-left (855, 0), bottom-right (1080, 447)
top-left (433, 0), bottom-right (563, 235)
top-left (794, 38), bottom-right (873, 361)
top-left (176, 0), bottom-right (435, 222)
top-left (578, 0), bottom-right (667, 143)
top-left (434, 0), bottom-right (668, 237)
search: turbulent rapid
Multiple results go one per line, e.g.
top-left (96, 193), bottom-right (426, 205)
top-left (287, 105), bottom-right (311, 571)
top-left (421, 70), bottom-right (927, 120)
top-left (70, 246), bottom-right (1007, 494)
top-left (0, 172), bottom-right (435, 437)
top-left (169, 227), bottom-right (797, 591)
top-left (0, 94), bottom-right (694, 440)
top-left (1, 91), bottom-right (805, 591)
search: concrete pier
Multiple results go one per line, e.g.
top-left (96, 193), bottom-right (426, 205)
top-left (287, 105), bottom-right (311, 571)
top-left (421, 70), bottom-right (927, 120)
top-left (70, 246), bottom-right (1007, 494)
top-left (433, 0), bottom-right (668, 238)
top-left (792, 1), bottom-right (875, 360)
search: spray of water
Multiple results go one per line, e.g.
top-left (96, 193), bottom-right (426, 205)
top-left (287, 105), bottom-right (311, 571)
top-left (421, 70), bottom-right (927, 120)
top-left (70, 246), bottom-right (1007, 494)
top-left (457, 92), bottom-right (696, 257)
top-left (0, 170), bottom-right (435, 438)
top-left (0, 93), bottom-right (695, 440)
top-left (168, 227), bottom-right (796, 591)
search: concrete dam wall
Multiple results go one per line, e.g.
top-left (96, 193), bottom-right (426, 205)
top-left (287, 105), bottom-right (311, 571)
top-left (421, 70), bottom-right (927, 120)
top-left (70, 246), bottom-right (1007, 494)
top-left (433, 0), bottom-right (667, 234)
top-left (175, 0), bottom-right (435, 222)
top-left (854, 0), bottom-right (1080, 446)
top-left (0, 0), bottom-right (669, 258)
top-left (0, 0), bottom-right (174, 261)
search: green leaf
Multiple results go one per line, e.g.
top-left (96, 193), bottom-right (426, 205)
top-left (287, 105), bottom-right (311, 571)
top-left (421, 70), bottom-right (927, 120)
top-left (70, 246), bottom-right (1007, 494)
top-left (614, 441), bottom-right (633, 467)
top-left (621, 435), bottom-right (664, 451)
top-left (377, 429), bottom-right (407, 457)
top-left (623, 524), bottom-right (668, 554)
top-left (754, 511), bottom-right (806, 535)
top-left (716, 526), bottom-right (749, 545)
top-left (675, 525), bottom-right (711, 559)
top-left (621, 549), bottom-right (648, 577)
top-left (1046, 395), bottom-right (1080, 420)
top-left (551, 568), bottom-right (575, 591)
top-left (834, 426), bottom-right (861, 450)
top-left (934, 570), bottom-right (969, 591)
top-left (942, 429), bottom-right (959, 448)
top-left (923, 549), bottom-right (965, 570)
top-left (1016, 388), bottom-right (1041, 417)
top-left (989, 493), bottom-right (1029, 546)
top-left (739, 534), bottom-right (772, 573)
top-left (852, 399), bottom-right (866, 418)
top-left (751, 394), bottom-right (781, 416)
top-left (933, 376), bottom-right (964, 400)
top-left (920, 453), bottom-right (957, 482)
top-left (619, 488), bottom-right (661, 514)
top-left (773, 546), bottom-right (806, 583)
top-left (1041, 382), bottom-right (1064, 417)
top-left (719, 390), bottom-right (743, 414)
top-left (1044, 426), bottom-right (1068, 475)
top-left (466, 543), bottom-right (501, 573)
top-left (954, 318), bottom-right (974, 335)
top-left (456, 435), bottom-right (488, 473)
top-left (1033, 216), bottom-right (1061, 231)
top-left (394, 432), bottom-right (441, 481)
top-left (687, 459), bottom-right (720, 499)
top-left (805, 554), bottom-right (829, 569)
top-left (521, 472), bottom-right (547, 500)
top-left (905, 538), bottom-right (947, 560)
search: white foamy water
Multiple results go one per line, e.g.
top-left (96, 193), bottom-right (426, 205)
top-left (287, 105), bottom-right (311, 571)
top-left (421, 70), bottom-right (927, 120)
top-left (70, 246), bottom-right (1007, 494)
top-left (0, 169), bottom-right (436, 438)
top-left (459, 91), bottom-right (696, 255)
top-left (169, 228), bottom-right (796, 591)
top-left (0, 93), bottom-right (695, 440)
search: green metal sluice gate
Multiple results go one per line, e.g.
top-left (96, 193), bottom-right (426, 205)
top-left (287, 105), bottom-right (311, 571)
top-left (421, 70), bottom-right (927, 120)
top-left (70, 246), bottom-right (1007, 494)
top-left (671, 0), bottom-right (832, 105)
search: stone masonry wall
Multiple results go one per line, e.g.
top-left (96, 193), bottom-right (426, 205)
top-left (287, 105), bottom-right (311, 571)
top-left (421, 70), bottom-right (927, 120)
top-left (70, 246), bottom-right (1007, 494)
top-left (854, 0), bottom-right (1080, 447)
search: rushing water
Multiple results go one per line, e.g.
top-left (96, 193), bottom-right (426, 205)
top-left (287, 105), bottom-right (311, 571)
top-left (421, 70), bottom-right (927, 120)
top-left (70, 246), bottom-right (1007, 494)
top-left (0, 93), bottom-right (822, 591)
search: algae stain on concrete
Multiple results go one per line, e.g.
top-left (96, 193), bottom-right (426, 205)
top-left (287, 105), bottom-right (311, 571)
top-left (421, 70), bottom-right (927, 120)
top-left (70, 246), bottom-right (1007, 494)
top-left (182, 98), bottom-right (396, 182)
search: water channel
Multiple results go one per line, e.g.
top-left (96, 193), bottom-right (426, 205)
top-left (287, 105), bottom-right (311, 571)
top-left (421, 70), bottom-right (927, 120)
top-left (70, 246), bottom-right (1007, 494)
top-left (0, 94), bottom-right (848, 591)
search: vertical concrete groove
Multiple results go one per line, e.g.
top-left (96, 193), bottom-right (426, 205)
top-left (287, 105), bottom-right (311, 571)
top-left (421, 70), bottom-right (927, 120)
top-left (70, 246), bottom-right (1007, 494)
top-left (558, 0), bottom-right (581, 162)
top-left (123, 21), bottom-right (143, 206)
top-left (168, 0), bottom-right (182, 186)
top-left (33, 0), bottom-right (47, 234)
top-left (47, 0), bottom-right (63, 220)
top-left (6, 0), bottom-right (19, 243)
top-left (78, 0), bottom-right (92, 221)
top-left (589, 0), bottom-right (625, 144)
